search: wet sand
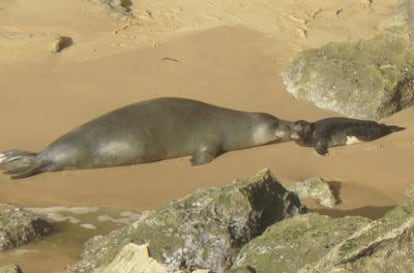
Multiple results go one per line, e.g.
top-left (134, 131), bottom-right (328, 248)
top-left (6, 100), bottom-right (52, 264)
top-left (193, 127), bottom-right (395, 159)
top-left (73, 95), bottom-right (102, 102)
top-left (0, 0), bottom-right (413, 272)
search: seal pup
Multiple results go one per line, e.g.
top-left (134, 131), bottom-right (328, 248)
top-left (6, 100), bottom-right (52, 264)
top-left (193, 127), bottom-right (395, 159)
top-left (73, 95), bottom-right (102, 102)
top-left (290, 117), bottom-right (404, 155)
top-left (0, 97), bottom-right (292, 179)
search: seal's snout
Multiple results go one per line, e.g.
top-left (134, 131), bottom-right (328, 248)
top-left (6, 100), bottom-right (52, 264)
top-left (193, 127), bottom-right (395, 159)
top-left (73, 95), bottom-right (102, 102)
top-left (290, 132), bottom-right (301, 140)
top-left (290, 120), bottom-right (312, 140)
top-left (274, 130), bottom-right (287, 139)
top-left (274, 120), bottom-right (294, 140)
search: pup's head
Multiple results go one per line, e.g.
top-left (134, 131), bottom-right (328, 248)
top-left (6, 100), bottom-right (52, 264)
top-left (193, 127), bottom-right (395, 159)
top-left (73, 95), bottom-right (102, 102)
top-left (290, 120), bottom-right (313, 140)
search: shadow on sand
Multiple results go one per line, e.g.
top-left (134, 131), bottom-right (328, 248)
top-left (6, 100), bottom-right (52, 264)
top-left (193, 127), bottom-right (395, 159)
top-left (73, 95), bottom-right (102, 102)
top-left (314, 205), bottom-right (396, 220)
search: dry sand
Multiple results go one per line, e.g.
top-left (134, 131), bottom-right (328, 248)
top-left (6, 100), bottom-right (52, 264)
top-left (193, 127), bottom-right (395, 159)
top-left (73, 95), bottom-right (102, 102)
top-left (0, 0), bottom-right (413, 272)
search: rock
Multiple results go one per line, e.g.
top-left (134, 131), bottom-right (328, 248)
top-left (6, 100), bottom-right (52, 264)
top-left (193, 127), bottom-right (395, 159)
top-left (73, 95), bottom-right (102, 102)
top-left (89, 0), bottom-right (132, 19)
top-left (65, 169), bottom-right (308, 273)
top-left (0, 264), bottom-right (23, 273)
top-left (0, 204), bottom-right (52, 250)
top-left (94, 243), bottom-right (212, 273)
top-left (288, 177), bottom-right (340, 208)
top-left (230, 213), bottom-right (370, 273)
top-left (405, 184), bottom-right (414, 199)
top-left (94, 243), bottom-right (168, 273)
top-left (226, 267), bottom-right (255, 273)
top-left (50, 36), bottom-right (73, 53)
top-left (300, 200), bottom-right (414, 273)
top-left (378, 0), bottom-right (412, 34)
top-left (283, 33), bottom-right (414, 120)
top-left (0, 26), bottom-right (73, 56)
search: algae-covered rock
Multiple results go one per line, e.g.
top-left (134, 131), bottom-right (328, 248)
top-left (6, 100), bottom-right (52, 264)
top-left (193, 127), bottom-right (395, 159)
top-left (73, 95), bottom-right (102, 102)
top-left (301, 200), bottom-right (414, 273)
top-left (0, 204), bottom-right (52, 250)
top-left (230, 214), bottom-right (370, 273)
top-left (283, 33), bottom-right (414, 120)
top-left (65, 169), bottom-right (307, 273)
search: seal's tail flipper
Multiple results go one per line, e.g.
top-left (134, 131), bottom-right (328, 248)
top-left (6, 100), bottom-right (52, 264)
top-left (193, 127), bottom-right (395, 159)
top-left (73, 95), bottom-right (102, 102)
top-left (0, 150), bottom-right (46, 179)
top-left (387, 125), bottom-right (405, 133)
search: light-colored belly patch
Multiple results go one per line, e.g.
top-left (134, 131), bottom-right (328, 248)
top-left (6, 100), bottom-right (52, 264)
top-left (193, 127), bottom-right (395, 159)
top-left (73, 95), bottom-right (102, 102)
top-left (346, 136), bottom-right (362, 145)
top-left (252, 124), bottom-right (270, 144)
top-left (0, 153), bottom-right (6, 164)
top-left (99, 141), bottom-right (134, 157)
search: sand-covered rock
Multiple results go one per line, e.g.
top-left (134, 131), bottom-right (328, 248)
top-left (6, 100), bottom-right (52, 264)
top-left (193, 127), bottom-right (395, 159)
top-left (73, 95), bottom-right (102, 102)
top-left (300, 200), bottom-right (414, 273)
top-left (65, 169), bottom-right (307, 273)
top-left (0, 204), bottom-right (52, 250)
top-left (283, 33), bottom-right (414, 120)
top-left (229, 214), bottom-right (370, 273)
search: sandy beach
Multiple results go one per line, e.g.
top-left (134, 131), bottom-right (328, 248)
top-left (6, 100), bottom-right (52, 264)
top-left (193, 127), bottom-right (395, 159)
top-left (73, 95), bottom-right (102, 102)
top-left (0, 0), bottom-right (413, 272)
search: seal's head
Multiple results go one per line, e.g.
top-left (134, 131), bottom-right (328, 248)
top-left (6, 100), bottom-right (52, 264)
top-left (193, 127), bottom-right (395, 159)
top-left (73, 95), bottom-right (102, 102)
top-left (252, 114), bottom-right (293, 145)
top-left (291, 120), bottom-right (313, 140)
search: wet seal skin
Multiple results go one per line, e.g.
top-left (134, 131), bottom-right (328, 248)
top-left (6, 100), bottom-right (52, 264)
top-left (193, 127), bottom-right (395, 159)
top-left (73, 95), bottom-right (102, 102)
top-left (0, 97), bottom-right (292, 179)
top-left (290, 117), bottom-right (405, 155)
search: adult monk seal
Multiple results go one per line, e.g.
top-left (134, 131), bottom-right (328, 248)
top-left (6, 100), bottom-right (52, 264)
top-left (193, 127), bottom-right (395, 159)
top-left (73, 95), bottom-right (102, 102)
top-left (290, 117), bottom-right (404, 155)
top-left (0, 97), bottom-right (292, 179)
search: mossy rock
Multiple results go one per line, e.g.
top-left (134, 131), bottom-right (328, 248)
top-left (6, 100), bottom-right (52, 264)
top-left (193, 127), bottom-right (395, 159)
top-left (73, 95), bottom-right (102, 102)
top-left (66, 169), bottom-right (307, 273)
top-left (302, 200), bottom-right (414, 273)
top-left (0, 204), bottom-right (52, 250)
top-left (283, 33), bottom-right (414, 120)
top-left (229, 214), bottom-right (370, 273)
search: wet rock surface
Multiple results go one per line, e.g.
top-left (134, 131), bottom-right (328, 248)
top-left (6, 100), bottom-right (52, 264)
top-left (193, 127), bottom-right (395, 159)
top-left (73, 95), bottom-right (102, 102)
top-left (0, 204), bottom-right (52, 250)
top-left (65, 169), bottom-right (308, 273)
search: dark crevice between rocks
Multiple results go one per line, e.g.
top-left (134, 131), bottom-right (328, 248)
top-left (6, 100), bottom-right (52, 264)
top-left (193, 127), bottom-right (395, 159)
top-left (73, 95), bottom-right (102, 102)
top-left (242, 177), bottom-right (309, 237)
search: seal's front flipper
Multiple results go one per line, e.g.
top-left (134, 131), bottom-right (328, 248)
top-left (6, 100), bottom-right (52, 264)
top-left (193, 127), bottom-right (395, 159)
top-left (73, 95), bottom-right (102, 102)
top-left (314, 141), bottom-right (329, 156)
top-left (190, 146), bottom-right (221, 166)
top-left (0, 150), bottom-right (46, 179)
